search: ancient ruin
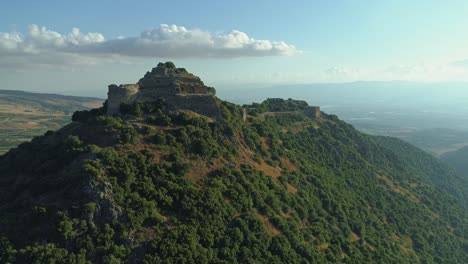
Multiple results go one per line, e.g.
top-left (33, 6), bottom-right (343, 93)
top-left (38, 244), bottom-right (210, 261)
top-left (107, 62), bottom-right (220, 118)
top-left (304, 106), bottom-right (321, 118)
top-left (107, 62), bottom-right (321, 122)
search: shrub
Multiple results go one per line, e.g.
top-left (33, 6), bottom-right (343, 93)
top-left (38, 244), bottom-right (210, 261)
top-left (17, 244), bottom-right (75, 264)
top-left (133, 102), bottom-right (144, 116)
top-left (143, 98), bottom-right (166, 113)
top-left (120, 102), bottom-right (143, 116)
top-left (72, 102), bottom-right (107, 123)
top-left (146, 110), bottom-right (171, 126)
top-left (119, 126), bottom-right (139, 144)
top-left (153, 132), bottom-right (166, 145)
top-left (141, 126), bottom-right (156, 135)
top-left (56, 212), bottom-right (75, 241)
top-left (164, 61), bottom-right (176, 69)
top-left (0, 235), bottom-right (16, 263)
top-left (72, 110), bottom-right (92, 123)
top-left (191, 140), bottom-right (213, 158)
top-left (94, 116), bottom-right (123, 128)
top-left (207, 87), bottom-right (216, 95)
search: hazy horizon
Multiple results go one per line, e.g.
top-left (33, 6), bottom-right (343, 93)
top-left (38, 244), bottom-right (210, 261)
top-left (2, 0), bottom-right (468, 95)
top-left (3, 79), bottom-right (468, 99)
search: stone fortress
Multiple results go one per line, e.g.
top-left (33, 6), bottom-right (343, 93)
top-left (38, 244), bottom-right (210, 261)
top-left (107, 61), bottom-right (320, 120)
top-left (304, 106), bottom-right (321, 118)
top-left (107, 62), bottom-right (220, 118)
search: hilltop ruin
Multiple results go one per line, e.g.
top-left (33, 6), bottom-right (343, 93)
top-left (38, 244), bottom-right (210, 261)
top-left (107, 62), bottom-right (220, 118)
top-left (107, 62), bottom-right (321, 121)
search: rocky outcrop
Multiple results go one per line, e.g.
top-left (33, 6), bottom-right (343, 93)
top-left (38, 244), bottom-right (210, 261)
top-left (107, 62), bottom-right (219, 118)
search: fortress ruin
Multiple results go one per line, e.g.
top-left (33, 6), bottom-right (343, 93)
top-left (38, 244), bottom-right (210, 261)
top-left (107, 62), bottom-right (321, 122)
top-left (107, 62), bottom-right (220, 118)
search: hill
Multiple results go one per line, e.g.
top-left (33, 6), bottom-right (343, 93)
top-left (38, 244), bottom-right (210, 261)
top-left (355, 126), bottom-right (468, 157)
top-left (0, 65), bottom-right (466, 263)
top-left (0, 90), bottom-right (103, 154)
top-left (218, 82), bottom-right (468, 158)
top-left (441, 146), bottom-right (468, 178)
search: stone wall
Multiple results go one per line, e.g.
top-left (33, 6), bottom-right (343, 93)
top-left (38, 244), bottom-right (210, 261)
top-left (107, 86), bottom-right (220, 118)
top-left (304, 106), bottom-right (321, 118)
top-left (138, 76), bottom-right (176, 88)
top-left (107, 84), bottom-right (140, 114)
top-left (166, 95), bottom-right (220, 118)
top-left (106, 63), bottom-right (220, 118)
top-left (138, 84), bottom-right (178, 97)
top-left (178, 84), bottom-right (209, 94)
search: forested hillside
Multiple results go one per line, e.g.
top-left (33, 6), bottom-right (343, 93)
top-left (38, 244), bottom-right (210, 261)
top-left (441, 146), bottom-right (468, 179)
top-left (0, 98), bottom-right (466, 263)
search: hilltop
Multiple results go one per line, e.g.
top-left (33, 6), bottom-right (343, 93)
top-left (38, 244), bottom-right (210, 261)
top-left (0, 64), bottom-right (466, 263)
top-left (0, 90), bottom-right (103, 154)
top-left (106, 62), bottom-right (218, 117)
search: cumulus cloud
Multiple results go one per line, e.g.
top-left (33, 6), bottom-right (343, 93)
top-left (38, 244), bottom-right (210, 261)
top-left (0, 25), bottom-right (105, 54)
top-left (0, 24), bottom-right (301, 68)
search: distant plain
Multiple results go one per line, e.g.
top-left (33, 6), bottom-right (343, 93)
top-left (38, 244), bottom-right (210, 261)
top-left (0, 90), bottom-right (102, 154)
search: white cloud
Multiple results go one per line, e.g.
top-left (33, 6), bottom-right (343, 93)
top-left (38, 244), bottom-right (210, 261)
top-left (1, 25), bottom-right (105, 54)
top-left (322, 63), bottom-right (468, 82)
top-left (92, 24), bottom-right (300, 58)
top-left (0, 24), bottom-right (301, 68)
top-left (0, 32), bottom-right (22, 51)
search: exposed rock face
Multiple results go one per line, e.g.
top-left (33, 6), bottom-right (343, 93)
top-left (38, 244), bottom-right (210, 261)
top-left (107, 62), bottom-right (219, 118)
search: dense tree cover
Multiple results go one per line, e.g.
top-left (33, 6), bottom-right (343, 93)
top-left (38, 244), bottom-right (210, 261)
top-left (374, 136), bottom-right (467, 205)
top-left (244, 98), bottom-right (309, 115)
top-left (155, 61), bottom-right (189, 74)
top-left (440, 145), bottom-right (468, 179)
top-left (156, 62), bottom-right (176, 69)
top-left (0, 99), bottom-right (466, 263)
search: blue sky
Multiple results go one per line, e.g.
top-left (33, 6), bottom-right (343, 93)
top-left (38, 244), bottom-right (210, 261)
top-left (1, 0), bottom-right (468, 96)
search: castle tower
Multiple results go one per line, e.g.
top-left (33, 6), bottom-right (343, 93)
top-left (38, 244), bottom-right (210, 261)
top-left (107, 62), bottom-right (219, 118)
top-left (305, 106), bottom-right (321, 118)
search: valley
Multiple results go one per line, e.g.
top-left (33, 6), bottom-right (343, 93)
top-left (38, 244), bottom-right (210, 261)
top-left (0, 90), bottom-right (103, 154)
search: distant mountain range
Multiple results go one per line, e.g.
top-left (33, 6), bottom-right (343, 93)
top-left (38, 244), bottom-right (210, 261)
top-left (0, 89), bottom-right (103, 154)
